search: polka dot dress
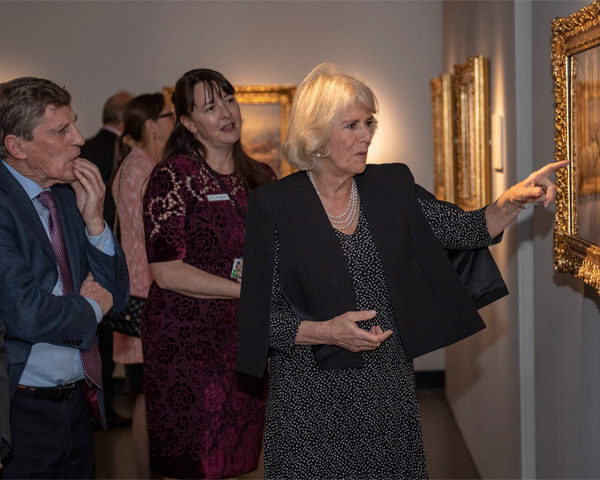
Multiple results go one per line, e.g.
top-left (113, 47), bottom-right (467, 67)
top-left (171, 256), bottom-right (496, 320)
top-left (264, 197), bottom-right (495, 480)
top-left (417, 198), bottom-right (497, 250)
top-left (266, 205), bottom-right (429, 480)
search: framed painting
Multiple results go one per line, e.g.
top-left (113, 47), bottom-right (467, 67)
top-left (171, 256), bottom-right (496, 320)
top-left (235, 85), bottom-right (296, 178)
top-left (430, 72), bottom-right (455, 203)
top-left (162, 84), bottom-right (296, 178)
top-left (453, 54), bottom-right (490, 210)
top-left (552, 0), bottom-right (600, 291)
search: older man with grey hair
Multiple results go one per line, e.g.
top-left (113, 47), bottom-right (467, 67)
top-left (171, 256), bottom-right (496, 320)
top-left (0, 76), bottom-right (129, 478)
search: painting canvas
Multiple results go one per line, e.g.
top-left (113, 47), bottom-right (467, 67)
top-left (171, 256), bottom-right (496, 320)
top-left (573, 68), bottom-right (600, 245)
top-left (235, 85), bottom-right (296, 178)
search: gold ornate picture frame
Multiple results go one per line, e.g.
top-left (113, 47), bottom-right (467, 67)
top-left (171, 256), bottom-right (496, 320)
top-left (235, 85), bottom-right (296, 178)
top-left (453, 54), bottom-right (490, 210)
top-left (552, 0), bottom-right (600, 292)
top-left (163, 84), bottom-right (296, 178)
top-left (430, 72), bottom-right (455, 203)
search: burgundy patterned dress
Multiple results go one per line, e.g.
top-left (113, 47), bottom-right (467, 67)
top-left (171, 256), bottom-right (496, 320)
top-left (142, 154), bottom-right (268, 479)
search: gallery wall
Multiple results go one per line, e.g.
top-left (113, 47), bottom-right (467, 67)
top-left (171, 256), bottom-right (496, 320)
top-left (0, 0), bottom-right (447, 371)
top-left (442, 2), bottom-right (523, 478)
top-left (0, 0), bottom-right (443, 188)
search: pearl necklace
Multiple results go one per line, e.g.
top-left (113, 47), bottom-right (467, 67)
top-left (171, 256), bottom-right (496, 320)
top-left (307, 171), bottom-right (359, 231)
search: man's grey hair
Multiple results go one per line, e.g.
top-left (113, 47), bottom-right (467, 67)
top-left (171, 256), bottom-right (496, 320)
top-left (0, 77), bottom-right (71, 158)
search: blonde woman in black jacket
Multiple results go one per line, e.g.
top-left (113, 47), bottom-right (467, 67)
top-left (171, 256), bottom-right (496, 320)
top-left (237, 63), bottom-right (567, 480)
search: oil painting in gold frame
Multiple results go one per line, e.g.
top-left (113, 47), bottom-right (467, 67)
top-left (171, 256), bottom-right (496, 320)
top-left (430, 72), bottom-right (455, 203)
top-left (453, 54), bottom-right (490, 210)
top-left (552, 0), bottom-right (600, 292)
top-left (163, 84), bottom-right (296, 178)
top-left (235, 85), bottom-right (296, 178)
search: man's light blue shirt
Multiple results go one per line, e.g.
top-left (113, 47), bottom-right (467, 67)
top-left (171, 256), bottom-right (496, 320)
top-left (2, 160), bottom-right (115, 386)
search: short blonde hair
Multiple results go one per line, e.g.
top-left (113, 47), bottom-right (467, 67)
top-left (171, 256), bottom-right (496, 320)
top-left (282, 63), bottom-right (378, 171)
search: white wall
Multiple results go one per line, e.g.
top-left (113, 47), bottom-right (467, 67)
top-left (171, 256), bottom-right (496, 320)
top-left (442, 2), bottom-right (522, 478)
top-left (0, 0), bottom-right (442, 186)
top-left (0, 0), bottom-right (446, 370)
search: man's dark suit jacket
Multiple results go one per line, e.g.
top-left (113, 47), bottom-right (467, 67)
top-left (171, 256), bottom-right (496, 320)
top-left (80, 128), bottom-right (118, 227)
top-left (0, 316), bottom-right (10, 458)
top-left (0, 161), bottom-right (130, 426)
top-left (80, 128), bottom-right (118, 184)
top-left (237, 163), bottom-right (506, 378)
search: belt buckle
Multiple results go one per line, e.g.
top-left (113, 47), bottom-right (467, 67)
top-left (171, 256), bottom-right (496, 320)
top-left (65, 383), bottom-right (77, 400)
top-left (56, 383), bottom-right (76, 401)
top-left (53, 384), bottom-right (65, 401)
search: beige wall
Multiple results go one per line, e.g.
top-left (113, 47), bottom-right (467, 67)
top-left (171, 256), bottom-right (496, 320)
top-left (0, 0), bottom-right (443, 190)
top-left (0, 0), bottom-right (447, 371)
top-left (442, 2), bottom-right (522, 477)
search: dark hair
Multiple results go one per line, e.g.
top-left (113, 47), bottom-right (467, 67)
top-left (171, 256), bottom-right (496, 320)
top-left (111, 93), bottom-right (165, 187)
top-left (102, 90), bottom-right (133, 126)
top-left (162, 68), bottom-right (272, 190)
top-left (0, 77), bottom-right (71, 158)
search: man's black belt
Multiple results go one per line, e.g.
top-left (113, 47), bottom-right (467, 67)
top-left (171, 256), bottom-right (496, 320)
top-left (16, 381), bottom-right (82, 402)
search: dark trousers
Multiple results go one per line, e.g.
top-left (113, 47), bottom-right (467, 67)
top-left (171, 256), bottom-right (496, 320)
top-left (1, 385), bottom-right (95, 479)
top-left (98, 321), bottom-right (116, 413)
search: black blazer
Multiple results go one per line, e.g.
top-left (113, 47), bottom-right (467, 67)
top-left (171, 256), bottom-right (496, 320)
top-left (237, 163), bottom-right (506, 378)
top-left (81, 128), bottom-right (119, 227)
top-left (80, 128), bottom-right (118, 184)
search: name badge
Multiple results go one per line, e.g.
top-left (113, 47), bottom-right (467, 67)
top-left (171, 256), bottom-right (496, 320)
top-left (206, 193), bottom-right (230, 202)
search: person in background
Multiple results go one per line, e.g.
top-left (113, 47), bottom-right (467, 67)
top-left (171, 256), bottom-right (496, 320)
top-left (81, 90), bottom-right (134, 228)
top-left (111, 93), bottom-right (175, 478)
top-left (82, 91), bottom-right (134, 186)
top-left (236, 63), bottom-right (569, 480)
top-left (0, 76), bottom-right (129, 478)
top-left (141, 68), bottom-right (275, 479)
top-left (81, 90), bottom-right (134, 428)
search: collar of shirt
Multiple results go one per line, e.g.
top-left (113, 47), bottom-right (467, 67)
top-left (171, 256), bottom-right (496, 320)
top-left (2, 159), bottom-right (44, 200)
top-left (102, 125), bottom-right (122, 136)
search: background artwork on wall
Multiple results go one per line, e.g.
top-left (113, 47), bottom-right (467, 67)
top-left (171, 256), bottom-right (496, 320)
top-left (235, 85), bottom-right (296, 178)
top-left (163, 84), bottom-right (296, 179)
top-left (453, 54), bottom-right (490, 211)
top-left (552, 0), bottom-right (600, 292)
top-left (430, 72), bottom-right (455, 203)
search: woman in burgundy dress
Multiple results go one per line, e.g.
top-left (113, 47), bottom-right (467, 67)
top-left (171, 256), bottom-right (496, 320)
top-left (113, 93), bottom-right (175, 479)
top-left (141, 69), bottom-right (275, 479)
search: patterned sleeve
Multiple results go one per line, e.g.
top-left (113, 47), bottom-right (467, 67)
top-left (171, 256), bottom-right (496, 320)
top-left (268, 232), bottom-right (303, 355)
top-left (143, 161), bottom-right (188, 263)
top-left (418, 198), bottom-right (503, 250)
